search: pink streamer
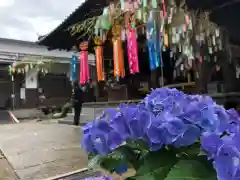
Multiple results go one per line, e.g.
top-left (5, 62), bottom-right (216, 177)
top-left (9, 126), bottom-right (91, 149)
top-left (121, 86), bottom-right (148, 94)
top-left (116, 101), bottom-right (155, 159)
top-left (125, 0), bottom-right (140, 11)
top-left (162, 0), bottom-right (166, 17)
top-left (80, 51), bottom-right (89, 84)
top-left (127, 26), bottom-right (139, 74)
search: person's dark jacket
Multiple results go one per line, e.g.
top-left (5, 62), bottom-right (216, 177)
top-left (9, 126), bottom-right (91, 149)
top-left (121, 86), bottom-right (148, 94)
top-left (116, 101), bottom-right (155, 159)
top-left (73, 87), bottom-right (83, 105)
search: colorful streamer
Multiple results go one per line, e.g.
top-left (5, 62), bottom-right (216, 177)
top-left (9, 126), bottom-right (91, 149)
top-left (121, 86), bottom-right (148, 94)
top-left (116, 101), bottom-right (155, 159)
top-left (113, 39), bottom-right (125, 78)
top-left (147, 11), bottom-right (162, 70)
top-left (79, 42), bottom-right (90, 85)
top-left (162, 0), bottom-right (166, 17)
top-left (143, 0), bottom-right (147, 7)
top-left (152, 0), bottom-right (157, 8)
top-left (120, 0), bottom-right (125, 10)
top-left (71, 54), bottom-right (77, 81)
top-left (112, 25), bottom-right (125, 79)
top-left (94, 37), bottom-right (105, 81)
top-left (127, 25), bottom-right (139, 74)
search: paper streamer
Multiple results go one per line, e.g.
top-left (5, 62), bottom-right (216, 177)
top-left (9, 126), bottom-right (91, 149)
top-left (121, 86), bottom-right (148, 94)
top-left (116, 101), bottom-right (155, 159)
top-left (147, 12), bottom-right (161, 70)
top-left (127, 25), bottom-right (139, 74)
top-left (112, 25), bottom-right (125, 79)
top-left (94, 37), bottom-right (105, 81)
top-left (95, 47), bottom-right (104, 81)
top-left (162, 0), bottom-right (166, 17)
top-left (143, 0), bottom-right (147, 7)
top-left (113, 39), bottom-right (125, 78)
top-left (152, 0), bottom-right (157, 8)
top-left (120, 0), bottom-right (125, 10)
top-left (71, 54), bottom-right (77, 81)
top-left (79, 42), bottom-right (90, 85)
top-left (164, 33), bottom-right (168, 47)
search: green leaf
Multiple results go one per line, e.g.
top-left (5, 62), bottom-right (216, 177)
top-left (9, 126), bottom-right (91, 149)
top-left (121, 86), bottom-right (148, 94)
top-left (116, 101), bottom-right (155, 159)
top-left (100, 149), bottom-right (128, 171)
top-left (174, 143), bottom-right (201, 158)
top-left (126, 139), bottom-right (149, 152)
top-left (132, 149), bottom-right (178, 180)
top-left (88, 155), bottom-right (102, 169)
top-left (164, 159), bottom-right (217, 180)
top-left (125, 140), bottom-right (150, 169)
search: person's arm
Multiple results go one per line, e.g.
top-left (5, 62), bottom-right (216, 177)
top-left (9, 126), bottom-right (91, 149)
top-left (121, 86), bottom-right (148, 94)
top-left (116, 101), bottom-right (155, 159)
top-left (72, 89), bottom-right (78, 103)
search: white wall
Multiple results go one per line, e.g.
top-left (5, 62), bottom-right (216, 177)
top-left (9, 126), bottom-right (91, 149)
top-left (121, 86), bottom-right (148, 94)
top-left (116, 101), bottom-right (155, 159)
top-left (0, 38), bottom-right (95, 64)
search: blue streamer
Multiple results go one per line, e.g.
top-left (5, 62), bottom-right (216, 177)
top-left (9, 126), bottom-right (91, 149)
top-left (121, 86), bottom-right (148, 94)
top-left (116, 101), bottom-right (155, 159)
top-left (147, 20), bottom-right (161, 70)
top-left (71, 54), bottom-right (76, 81)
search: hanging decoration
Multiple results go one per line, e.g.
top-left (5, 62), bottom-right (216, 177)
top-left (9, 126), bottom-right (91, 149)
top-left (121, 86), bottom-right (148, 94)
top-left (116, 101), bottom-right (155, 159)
top-left (195, 12), bottom-right (222, 54)
top-left (8, 65), bottom-right (12, 75)
top-left (147, 10), bottom-right (161, 70)
top-left (94, 37), bottom-right (105, 81)
top-left (127, 23), bottom-right (139, 74)
top-left (25, 64), bottom-right (29, 73)
top-left (69, 0), bottom-right (229, 83)
top-left (71, 54), bottom-right (77, 81)
top-left (8, 57), bottom-right (53, 76)
top-left (79, 42), bottom-right (90, 85)
top-left (100, 7), bottom-right (112, 30)
top-left (112, 24), bottom-right (125, 79)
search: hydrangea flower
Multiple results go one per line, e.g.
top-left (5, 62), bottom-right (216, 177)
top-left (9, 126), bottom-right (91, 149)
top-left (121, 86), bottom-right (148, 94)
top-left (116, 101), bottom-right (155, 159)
top-left (201, 132), bottom-right (240, 179)
top-left (81, 88), bottom-right (240, 179)
top-left (81, 88), bottom-right (232, 153)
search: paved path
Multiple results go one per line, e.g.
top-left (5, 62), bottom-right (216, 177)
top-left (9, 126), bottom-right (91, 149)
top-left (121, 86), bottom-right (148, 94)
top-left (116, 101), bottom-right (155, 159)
top-left (0, 123), bottom-right (88, 180)
top-left (0, 110), bottom-right (13, 124)
top-left (60, 107), bottom-right (109, 125)
top-left (0, 150), bottom-right (18, 180)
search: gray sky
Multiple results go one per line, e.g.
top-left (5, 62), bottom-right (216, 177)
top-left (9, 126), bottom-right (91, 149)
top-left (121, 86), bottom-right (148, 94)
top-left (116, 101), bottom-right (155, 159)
top-left (0, 0), bottom-right (83, 42)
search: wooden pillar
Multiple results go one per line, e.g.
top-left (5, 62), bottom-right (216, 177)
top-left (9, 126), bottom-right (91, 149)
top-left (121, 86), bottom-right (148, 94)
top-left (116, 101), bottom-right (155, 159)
top-left (220, 28), bottom-right (237, 92)
top-left (150, 68), bottom-right (159, 89)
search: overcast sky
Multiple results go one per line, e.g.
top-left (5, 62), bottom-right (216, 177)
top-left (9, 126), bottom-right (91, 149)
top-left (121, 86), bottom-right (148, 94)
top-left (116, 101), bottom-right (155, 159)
top-left (0, 0), bottom-right (83, 42)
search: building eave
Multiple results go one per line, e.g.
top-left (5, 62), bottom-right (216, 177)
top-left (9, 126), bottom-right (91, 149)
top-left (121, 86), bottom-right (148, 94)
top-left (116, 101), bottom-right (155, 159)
top-left (38, 0), bottom-right (240, 50)
top-left (37, 0), bottom-right (107, 50)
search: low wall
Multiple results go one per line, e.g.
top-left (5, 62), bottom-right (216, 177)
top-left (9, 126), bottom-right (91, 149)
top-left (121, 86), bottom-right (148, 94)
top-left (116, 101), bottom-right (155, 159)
top-left (83, 92), bottom-right (240, 108)
top-left (80, 92), bottom-right (240, 121)
top-left (12, 92), bottom-right (240, 121)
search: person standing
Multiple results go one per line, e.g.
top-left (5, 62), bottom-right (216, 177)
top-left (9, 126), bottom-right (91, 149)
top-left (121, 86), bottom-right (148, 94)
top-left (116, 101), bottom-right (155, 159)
top-left (88, 78), bottom-right (96, 102)
top-left (73, 80), bottom-right (83, 126)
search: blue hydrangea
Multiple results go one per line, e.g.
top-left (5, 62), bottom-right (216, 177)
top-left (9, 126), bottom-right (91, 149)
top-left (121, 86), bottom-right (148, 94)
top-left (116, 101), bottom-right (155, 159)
top-left (200, 107), bottom-right (240, 180)
top-left (201, 132), bottom-right (240, 179)
top-left (81, 88), bottom-right (240, 179)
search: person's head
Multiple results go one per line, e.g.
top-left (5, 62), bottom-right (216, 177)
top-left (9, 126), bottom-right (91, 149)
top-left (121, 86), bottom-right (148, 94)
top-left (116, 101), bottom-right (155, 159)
top-left (73, 80), bottom-right (79, 88)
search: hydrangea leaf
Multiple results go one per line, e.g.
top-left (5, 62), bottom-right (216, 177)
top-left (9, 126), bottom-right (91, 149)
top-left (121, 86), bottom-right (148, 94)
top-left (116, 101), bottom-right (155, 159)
top-left (164, 160), bottom-right (217, 180)
top-left (97, 145), bottom-right (143, 172)
top-left (100, 149), bottom-right (128, 171)
top-left (174, 143), bottom-right (201, 158)
top-left (132, 149), bottom-right (178, 180)
top-left (88, 155), bottom-right (102, 169)
top-left (126, 140), bottom-right (149, 152)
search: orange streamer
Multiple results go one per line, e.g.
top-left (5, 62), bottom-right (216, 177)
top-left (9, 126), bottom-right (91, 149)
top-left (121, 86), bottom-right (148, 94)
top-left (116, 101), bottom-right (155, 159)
top-left (95, 46), bottom-right (105, 81)
top-left (112, 25), bottom-right (125, 79)
top-left (113, 39), bottom-right (125, 78)
top-left (164, 33), bottom-right (169, 47)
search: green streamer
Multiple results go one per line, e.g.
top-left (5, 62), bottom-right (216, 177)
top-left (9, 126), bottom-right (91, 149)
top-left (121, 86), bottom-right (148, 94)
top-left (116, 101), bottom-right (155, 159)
top-left (143, 0), bottom-right (147, 7)
top-left (152, 0), bottom-right (157, 8)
